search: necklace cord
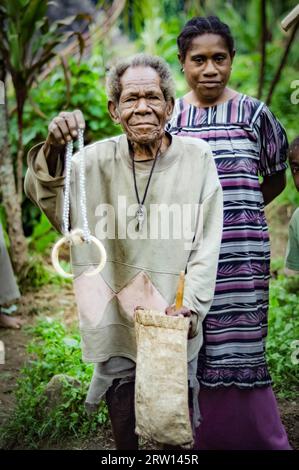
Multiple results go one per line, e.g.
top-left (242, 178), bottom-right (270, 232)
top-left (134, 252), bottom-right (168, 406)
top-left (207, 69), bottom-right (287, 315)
top-left (62, 129), bottom-right (91, 242)
top-left (130, 138), bottom-right (163, 207)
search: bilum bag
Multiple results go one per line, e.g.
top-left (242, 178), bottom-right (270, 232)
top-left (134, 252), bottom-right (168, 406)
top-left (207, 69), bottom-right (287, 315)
top-left (134, 308), bottom-right (193, 448)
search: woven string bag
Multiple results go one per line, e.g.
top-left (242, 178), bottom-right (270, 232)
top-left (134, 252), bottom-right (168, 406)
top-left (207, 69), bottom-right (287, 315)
top-left (134, 307), bottom-right (193, 448)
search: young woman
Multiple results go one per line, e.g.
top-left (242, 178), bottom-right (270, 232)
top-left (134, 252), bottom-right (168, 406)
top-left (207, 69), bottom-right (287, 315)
top-left (167, 16), bottom-right (291, 450)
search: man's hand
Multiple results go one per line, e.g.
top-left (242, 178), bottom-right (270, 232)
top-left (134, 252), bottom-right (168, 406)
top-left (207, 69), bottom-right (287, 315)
top-left (46, 109), bottom-right (85, 148)
top-left (165, 305), bottom-right (191, 318)
top-left (165, 305), bottom-right (197, 338)
top-left (43, 110), bottom-right (86, 176)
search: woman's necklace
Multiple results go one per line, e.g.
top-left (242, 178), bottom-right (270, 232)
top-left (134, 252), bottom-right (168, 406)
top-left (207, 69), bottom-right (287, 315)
top-left (130, 139), bottom-right (163, 231)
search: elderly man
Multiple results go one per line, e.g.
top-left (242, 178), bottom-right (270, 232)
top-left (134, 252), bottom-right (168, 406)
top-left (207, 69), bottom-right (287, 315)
top-left (25, 54), bottom-right (223, 450)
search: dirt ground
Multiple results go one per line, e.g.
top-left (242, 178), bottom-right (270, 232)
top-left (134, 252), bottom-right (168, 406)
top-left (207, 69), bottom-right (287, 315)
top-left (0, 277), bottom-right (298, 450)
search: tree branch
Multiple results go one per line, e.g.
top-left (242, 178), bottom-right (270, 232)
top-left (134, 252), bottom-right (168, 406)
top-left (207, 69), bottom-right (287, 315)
top-left (266, 22), bottom-right (299, 105)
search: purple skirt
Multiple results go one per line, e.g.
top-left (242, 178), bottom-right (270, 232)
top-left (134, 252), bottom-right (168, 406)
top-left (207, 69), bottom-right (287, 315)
top-left (195, 386), bottom-right (291, 450)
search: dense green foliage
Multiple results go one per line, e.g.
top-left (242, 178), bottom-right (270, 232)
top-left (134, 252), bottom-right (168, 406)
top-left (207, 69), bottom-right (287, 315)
top-left (0, 318), bottom-right (108, 448)
top-left (10, 58), bottom-right (121, 160)
top-left (267, 275), bottom-right (299, 399)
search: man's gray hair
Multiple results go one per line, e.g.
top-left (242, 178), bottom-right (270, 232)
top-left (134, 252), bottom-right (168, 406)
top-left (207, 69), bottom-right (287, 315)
top-left (106, 54), bottom-right (175, 104)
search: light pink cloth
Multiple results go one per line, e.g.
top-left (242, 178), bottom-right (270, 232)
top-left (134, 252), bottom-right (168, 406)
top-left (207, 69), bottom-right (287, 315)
top-left (74, 270), bottom-right (168, 327)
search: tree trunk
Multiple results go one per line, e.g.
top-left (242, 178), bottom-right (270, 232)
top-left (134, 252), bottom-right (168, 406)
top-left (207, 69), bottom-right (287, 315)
top-left (0, 72), bottom-right (28, 274)
top-left (16, 106), bottom-right (24, 203)
top-left (13, 76), bottom-right (27, 203)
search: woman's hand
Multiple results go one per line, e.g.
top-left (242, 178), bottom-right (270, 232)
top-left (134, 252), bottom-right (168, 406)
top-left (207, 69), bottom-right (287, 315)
top-left (261, 171), bottom-right (286, 205)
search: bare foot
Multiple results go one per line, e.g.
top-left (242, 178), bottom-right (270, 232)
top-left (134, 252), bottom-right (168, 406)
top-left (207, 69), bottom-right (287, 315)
top-left (0, 313), bottom-right (23, 329)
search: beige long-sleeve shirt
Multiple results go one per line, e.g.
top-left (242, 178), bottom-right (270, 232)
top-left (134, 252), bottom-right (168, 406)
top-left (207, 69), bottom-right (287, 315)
top-left (25, 133), bottom-right (223, 364)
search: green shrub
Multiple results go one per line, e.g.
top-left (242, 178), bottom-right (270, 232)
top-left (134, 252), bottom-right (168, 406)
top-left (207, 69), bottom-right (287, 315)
top-left (267, 275), bottom-right (299, 399)
top-left (0, 318), bottom-right (108, 448)
top-left (275, 170), bottom-right (299, 208)
top-left (10, 57), bottom-right (120, 158)
top-left (27, 213), bottom-right (59, 254)
top-left (17, 254), bottom-right (72, 291)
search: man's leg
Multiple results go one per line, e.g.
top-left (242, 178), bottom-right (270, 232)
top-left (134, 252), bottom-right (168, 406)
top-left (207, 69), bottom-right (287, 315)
top-left (106, 379), bottom-right (138, 450)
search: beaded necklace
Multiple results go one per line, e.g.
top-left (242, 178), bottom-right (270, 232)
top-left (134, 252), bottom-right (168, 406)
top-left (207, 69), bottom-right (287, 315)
top-left (52, 130), bottom-right (107, 278)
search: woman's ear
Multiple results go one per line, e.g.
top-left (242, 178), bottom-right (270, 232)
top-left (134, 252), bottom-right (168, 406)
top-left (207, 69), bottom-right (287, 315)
top-left (230, 49), bottom-right (236, 64)
top-left (178, 53), bottom-right (184, 71)
top-left (108, 100), bottom-right (120, 124)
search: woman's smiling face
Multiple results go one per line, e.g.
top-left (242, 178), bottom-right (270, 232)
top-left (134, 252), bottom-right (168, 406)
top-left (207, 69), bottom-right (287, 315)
top-left (181, 33), bottom-right (234, 106)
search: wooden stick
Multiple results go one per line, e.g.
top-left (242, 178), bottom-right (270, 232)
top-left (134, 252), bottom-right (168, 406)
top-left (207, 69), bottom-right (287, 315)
top-left (281, 5), bottom-right (299, 31)
top-left (175, 271), bottom-right (185, 310)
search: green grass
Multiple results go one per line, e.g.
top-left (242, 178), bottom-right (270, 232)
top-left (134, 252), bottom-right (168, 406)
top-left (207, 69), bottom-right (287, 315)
top-left (0, 318), bottom-right (108, 449)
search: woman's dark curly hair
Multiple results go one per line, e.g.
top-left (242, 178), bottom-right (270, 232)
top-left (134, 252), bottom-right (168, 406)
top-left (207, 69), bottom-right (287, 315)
top-left (177, 16), bottom-right (235, 62)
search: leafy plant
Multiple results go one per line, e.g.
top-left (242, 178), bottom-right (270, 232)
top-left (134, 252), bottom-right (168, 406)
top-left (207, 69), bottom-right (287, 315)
top-left (28, 213), bottom-right (59, 253)
top-left (16, 57), bottom-right (120, 154)
top-left (13, 57), bottom-right (121, 236)
top-left (267, 275), bottom-right (299, 399)
top-left (18, 255), bottom-right (71, 292)
top-left (0, 318), bottom-right (108, 448)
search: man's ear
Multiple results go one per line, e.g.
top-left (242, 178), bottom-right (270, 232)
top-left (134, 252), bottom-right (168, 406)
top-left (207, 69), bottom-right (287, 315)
top-left (108, 100), bottom-right (120, 124)
top-left (166, 98), bottom-right (174, 120)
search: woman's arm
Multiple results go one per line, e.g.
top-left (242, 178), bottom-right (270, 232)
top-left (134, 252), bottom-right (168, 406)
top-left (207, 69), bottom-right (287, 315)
top-left (261, 170), bottom-right (286, 205)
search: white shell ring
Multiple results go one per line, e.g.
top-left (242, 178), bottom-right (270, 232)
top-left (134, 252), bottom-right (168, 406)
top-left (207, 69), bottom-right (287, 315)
top-left (51, 228), bottom-right (107, 279)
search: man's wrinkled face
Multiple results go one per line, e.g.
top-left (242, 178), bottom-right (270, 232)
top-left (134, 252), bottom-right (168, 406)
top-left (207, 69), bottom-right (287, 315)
top-left (289, 144), bottom-right (299, 192)
top-left (109, 66), bottom-right (173, 145)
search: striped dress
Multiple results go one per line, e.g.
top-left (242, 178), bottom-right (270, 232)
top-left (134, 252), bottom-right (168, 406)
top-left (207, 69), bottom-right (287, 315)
top-left (167, 93), bottom-right (288, 389)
